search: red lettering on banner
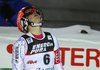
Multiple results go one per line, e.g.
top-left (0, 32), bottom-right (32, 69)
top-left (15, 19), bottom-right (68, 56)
top-left (71, 48), bottom-right (84, 66)
top-left (60, 47), bottom-right (70, 66)
top-left (59, 47), bottom-right (100, 67)
top-left (86, 49), bottom-right (100, 67)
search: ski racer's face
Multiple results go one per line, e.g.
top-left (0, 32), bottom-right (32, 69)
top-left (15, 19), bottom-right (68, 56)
top-left (27, 11), bottom-right (41, 23)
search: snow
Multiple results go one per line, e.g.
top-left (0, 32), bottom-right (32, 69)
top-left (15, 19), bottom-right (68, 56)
top-left (0, 25), bottom-right (100, 42)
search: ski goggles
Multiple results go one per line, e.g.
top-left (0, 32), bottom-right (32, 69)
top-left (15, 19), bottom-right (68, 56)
top-left (23, 6), bottom-right (43, 18)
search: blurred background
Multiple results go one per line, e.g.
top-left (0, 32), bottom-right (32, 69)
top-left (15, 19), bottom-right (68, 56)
top-left (0, 0), bottom-right (100, 31)
top-left (24, 0), bottom-right (100, 31)
top-left (0, 0), bottom-right (100, 69)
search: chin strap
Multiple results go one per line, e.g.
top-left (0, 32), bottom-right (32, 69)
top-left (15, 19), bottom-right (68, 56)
top-left (28, 22), bottom-right (42, 26)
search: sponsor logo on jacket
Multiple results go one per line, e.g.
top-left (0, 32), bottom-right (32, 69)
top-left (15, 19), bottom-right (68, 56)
top-left (15, 46), bottom-right (19, 63)
top-left (27, 60), bottom-right (37, 64)
top-left (36, 66), bottom-right (54, 70)
top-left (30, 42), bottom-right (53, 54)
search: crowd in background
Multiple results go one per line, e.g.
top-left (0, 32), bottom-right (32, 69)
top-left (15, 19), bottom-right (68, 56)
top-left (0, 0), bottom-right (32, 26)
